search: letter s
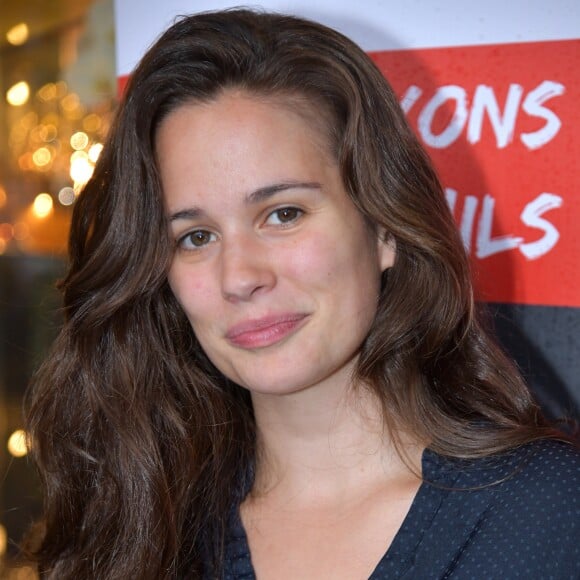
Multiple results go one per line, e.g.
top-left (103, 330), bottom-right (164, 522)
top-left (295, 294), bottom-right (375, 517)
top-left (519, 193), bottom-right (563, 260)
top-left (520, 81), bottom-right (565, 150)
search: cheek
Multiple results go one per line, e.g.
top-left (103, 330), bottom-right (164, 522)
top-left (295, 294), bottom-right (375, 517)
top-left (278, 232), bottom-right (340, 282)
top-left (167, 264), bottom-right (216, 324)
top-left (291, 228), bottom-right (383, 330)
top-left (285, 226), bottom-right (378, 283)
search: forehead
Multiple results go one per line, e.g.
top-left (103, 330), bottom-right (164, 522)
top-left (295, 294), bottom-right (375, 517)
top-left (155, 90), bottom-right (340, 213)
top-left (157, 88), bottom-right (334, 155)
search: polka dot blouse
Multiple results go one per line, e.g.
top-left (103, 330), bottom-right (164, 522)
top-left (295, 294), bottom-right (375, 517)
top-left (217, 439), bottom-right (579, 579)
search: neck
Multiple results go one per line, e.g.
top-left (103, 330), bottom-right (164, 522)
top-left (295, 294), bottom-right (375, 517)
top-left (249, 371), bottom-right (422, 501)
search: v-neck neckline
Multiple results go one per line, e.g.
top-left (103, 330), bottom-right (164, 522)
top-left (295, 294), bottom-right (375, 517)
top-left (223, 448), bottom-right (461, 579)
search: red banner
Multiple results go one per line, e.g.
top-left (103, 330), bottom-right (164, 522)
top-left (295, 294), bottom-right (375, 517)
top-left (119, 39), bottom-right (579, 307)
top-left (372, 39), bottom-right (579, 307)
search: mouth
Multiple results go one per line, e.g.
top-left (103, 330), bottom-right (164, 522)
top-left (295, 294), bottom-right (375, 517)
top-left (225, 313), bottom-right (309, 349)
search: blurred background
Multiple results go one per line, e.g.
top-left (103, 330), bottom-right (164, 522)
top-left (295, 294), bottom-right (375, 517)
top-left (0, 0), bottom-right (115, 576)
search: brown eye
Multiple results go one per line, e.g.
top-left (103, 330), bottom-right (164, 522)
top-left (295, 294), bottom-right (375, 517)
top-left (267, 207), bottom-right (304, 225)
top-left (179, 230), bottom-right (216, 250)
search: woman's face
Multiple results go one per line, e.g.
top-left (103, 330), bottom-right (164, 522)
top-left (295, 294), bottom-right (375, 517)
top-left (157, 91), bottom-right (395, 396)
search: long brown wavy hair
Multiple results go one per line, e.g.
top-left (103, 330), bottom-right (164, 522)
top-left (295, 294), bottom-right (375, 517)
top-left (24, 8), bottom-right (559, 578)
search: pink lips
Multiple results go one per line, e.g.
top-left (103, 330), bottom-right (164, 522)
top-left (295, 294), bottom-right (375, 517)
top-left (226, 313), bottom-right (309, 349)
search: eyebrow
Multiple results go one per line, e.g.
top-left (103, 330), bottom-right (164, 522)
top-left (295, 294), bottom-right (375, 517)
top-left (168, 181), bottom-right (322, 222)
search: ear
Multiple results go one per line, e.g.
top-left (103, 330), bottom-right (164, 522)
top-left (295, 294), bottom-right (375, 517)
top-left (377, 229), bottom-right (396, 271)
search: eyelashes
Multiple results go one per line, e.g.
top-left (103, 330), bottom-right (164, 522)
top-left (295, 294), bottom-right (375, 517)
top-left (264, 206), bottom-right (304, 225)
top-left (175, 206), bottom-right (305, 252)
top-left (177, 229), bottom-right (218, 250)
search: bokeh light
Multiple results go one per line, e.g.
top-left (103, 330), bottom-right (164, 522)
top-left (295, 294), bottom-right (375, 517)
top-left (70, 156), bottom-right (94, 184)
top-left (7, 81), bottom-right (30, 106)
top-left (6, 22), bottom-right (29, 46)
top-left (32, 147), bottom-right (52, 168)
top-left (40, 124), bottom-right (58, 142)
top-left (70, 131), bottom-right (89, 150)
top-left (58, 186), bottom-right (76, 206)
top-left (88, 142), bottom-right (103, 163)
top-left (37, 82), bottom-right (57, 102)
top-left (32, 193), bottom-right (54, 218)
top-left (7, 429), bottom-right (28, 458)
top-left (83, 113), bottom-right (102, 132)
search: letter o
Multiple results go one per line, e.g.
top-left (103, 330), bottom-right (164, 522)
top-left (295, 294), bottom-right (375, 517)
top-left (418, 85), bottom-right (468, 148)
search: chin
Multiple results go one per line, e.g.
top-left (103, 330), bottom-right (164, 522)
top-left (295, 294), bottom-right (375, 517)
top-left (228, 355), bottom-right (355, 399)
top-left (233, 371), bottom-right (316, 397)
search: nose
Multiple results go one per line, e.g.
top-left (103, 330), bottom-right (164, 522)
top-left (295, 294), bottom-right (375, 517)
top-left (219, 233), bottom-right (276, 302)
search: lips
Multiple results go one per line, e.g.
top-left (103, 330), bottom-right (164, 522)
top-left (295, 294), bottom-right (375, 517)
top-left (225, 313), bottom-right (309, 349)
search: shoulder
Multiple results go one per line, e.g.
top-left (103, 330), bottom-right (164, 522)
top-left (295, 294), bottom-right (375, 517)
top-left (463, 440), bottom-right (579, 573)
top-left (509, 438), bottom-right (580, 491)
top-left (418, 440), bottom-right (579, 578)
top-left (432, 437), bottom-right (579, 484)
top-left (488, 439), bottom-right (579, 523)
top-left (445, 439), bottom-right (580, 515)
top-left (487, 438), bottom-right (578, 498)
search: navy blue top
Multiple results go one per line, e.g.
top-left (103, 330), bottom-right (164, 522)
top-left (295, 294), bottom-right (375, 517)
top-left (219, 439), bottom-right (579, 579)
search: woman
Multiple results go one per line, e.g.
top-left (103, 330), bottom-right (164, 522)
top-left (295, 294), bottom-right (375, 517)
top-left (25, 9), bottom-right (578, 579)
